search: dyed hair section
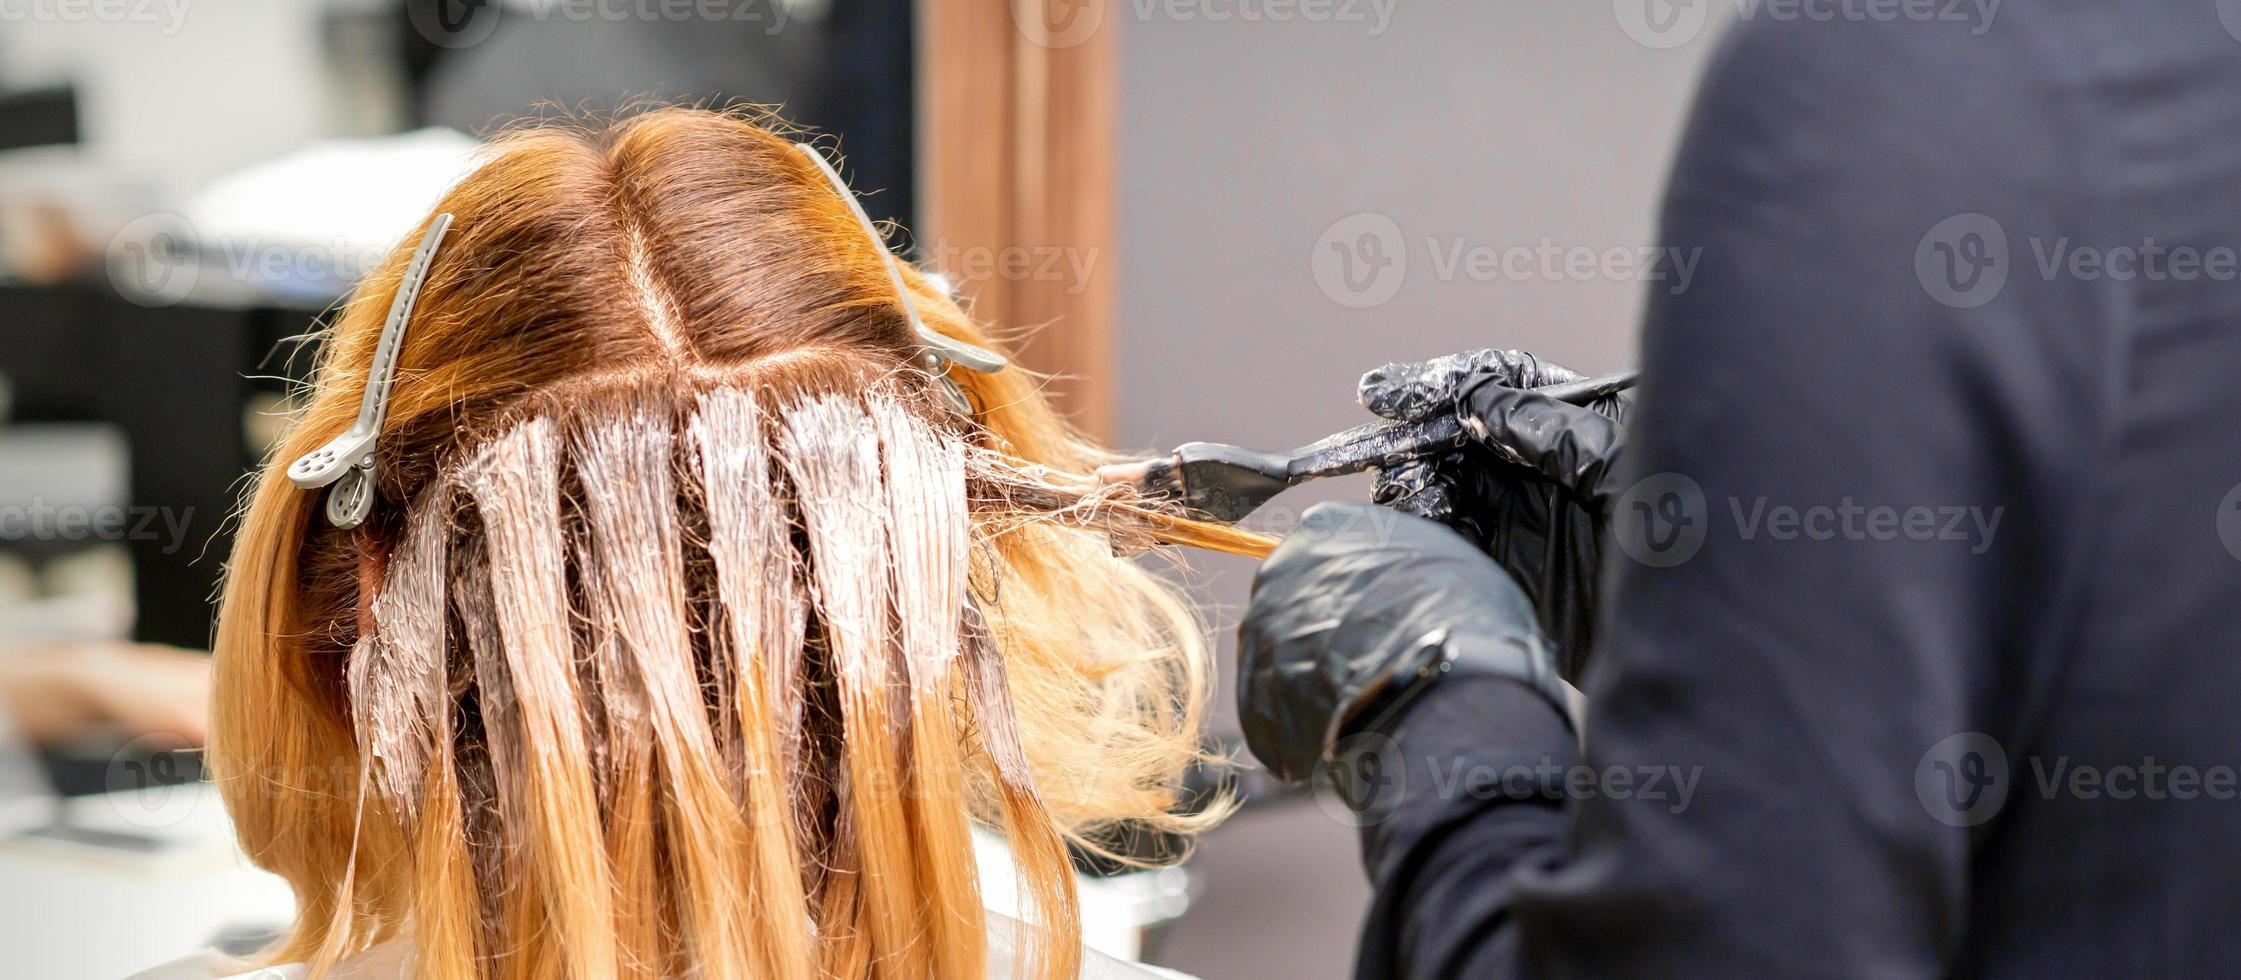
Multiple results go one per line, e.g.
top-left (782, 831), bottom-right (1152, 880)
top-left (211, 108), bottom-right (1239, 980)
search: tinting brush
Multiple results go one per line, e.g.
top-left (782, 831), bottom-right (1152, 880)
top-left (1099, 371), bottom-right (1637, 523)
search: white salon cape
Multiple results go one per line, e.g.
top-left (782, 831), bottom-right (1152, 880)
top-left (127, 911), bottom-right (1201, 980)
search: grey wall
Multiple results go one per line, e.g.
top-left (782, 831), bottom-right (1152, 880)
top-left (1116, 4), bottom-right (1731, 977)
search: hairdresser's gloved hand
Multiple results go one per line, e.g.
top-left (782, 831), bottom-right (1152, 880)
top-left (1237, 501), bottom-right (1571, 784)
top-left (1357, 348), bottom-right (1629, 676)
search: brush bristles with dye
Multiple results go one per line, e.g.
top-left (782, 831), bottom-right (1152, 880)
top-left (974, 455), bottom-right (1278, 560)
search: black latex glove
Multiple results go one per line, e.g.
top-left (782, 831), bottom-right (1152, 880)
top-left (1357, 348), bottom-right (1629, 675)
top-left (1237, 501), bottom-right (1572, 784)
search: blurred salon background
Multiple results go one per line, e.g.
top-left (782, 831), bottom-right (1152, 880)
top-left (0, 2), bottom-right (1727, 975)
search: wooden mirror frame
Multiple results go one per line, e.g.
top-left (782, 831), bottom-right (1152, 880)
top-left (919, 1), bottom-right (1118, 438)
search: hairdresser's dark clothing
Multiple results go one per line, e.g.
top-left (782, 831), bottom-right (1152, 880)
top-left (1349, 5), bottom-right (2241, 978)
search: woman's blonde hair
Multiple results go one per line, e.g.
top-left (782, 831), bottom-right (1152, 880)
top-left (210, 108), bottom-right (1246, 980)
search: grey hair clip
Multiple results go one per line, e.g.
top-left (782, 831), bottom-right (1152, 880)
top-left (792, 142), bottom-right (1006, 411)
top-left (286, 213), bottom-right (454, 529)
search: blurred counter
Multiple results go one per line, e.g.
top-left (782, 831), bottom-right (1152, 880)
top-left (0, 281), bottom-right (319, 649)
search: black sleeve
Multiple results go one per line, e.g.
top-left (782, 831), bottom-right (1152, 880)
top-left (1353, 11), bottom-right (2125, 977)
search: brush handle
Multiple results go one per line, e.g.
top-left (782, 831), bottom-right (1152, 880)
top-left (1532, 369), bottom-right (1637, 405)
top-left (1284, 414), bottom-right (1467, 483)
top-left (1283, 370), bottom-right (1636, 483)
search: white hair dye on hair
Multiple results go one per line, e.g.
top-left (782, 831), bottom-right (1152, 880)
top-left (775, 393), bottom-right (894, 709)
top-left (458, 418), bottom-right (619, 977)
top-left (775, 391), bottom-right (937, 974)
top-left (682, 387), bottom-right (817, 965)
top-left (573, 404), bottom-right (768, 978)
top-left (313, 372), bottom-right (1213, 979)
top-left (571, 506), bottom-right (648, 806)
top-left (689, 387), bottom-right (810, 818)
top-left (573, 408), bottom-right (713, 768)
top-left (870, 394), bottom-right (968, 686)
top-left (869, 392), bottom-right (988, 975)
top-left (449, 533), bottom-right (520, 938)
top-left (347, 492), bottom-right (451, 823)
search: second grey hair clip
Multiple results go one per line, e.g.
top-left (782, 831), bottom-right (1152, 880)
top-left (287, 213), bottom-right (454, 529)
top-left (792, 142), bottom-right (1007, 411)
